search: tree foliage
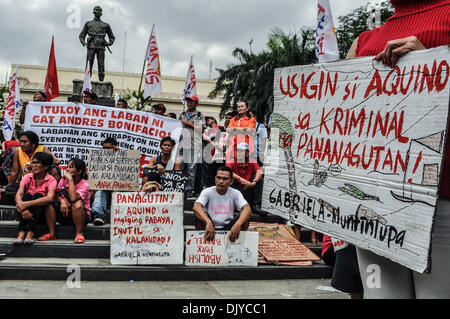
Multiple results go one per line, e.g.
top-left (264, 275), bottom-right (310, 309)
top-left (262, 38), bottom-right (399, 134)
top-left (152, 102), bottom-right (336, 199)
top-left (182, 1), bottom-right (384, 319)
top-left (210, 1), bottom-right (395, 122)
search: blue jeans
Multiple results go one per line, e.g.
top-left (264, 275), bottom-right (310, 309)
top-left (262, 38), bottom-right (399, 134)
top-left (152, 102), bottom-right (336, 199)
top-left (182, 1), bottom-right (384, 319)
top-left (91, 190), bottom-right (110, 220)
top-left (180, 149), bottom-right (201, 194)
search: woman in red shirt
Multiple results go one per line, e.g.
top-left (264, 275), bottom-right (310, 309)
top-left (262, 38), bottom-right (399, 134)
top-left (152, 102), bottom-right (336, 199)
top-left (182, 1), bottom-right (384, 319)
top-left (14, 152), bottom-right (57, 244)
top-left (348, 0), bottom-right (450, 299)
top-left (226, 101), bottom-right (257, 164)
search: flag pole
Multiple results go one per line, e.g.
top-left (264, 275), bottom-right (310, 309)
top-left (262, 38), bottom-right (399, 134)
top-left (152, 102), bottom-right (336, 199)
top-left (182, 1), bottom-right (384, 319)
top-left (138, 24), bottom-right (155, 95)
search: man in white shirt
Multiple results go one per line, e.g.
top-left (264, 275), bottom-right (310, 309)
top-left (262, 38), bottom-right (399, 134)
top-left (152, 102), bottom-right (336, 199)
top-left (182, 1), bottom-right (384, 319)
top-left (193, 166), bottom-right (251, 242)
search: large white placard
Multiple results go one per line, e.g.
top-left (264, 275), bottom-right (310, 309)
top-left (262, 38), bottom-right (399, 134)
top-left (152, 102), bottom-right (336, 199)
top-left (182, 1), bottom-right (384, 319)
top-left (110, 192), bottom-right (184, 265)
top-left (185, 231), bottom-right (259, 267)
top-left (262, 46), bottom-right (450, 273)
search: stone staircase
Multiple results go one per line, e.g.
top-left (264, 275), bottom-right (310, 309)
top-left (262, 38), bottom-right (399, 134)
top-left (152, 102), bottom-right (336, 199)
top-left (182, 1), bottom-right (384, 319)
top-left (0, 201), bottom-right (332, 281)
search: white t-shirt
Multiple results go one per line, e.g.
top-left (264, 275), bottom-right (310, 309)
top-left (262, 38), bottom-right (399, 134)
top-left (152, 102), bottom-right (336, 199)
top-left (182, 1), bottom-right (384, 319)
top-left (195, 186), bottom-right (248, 229)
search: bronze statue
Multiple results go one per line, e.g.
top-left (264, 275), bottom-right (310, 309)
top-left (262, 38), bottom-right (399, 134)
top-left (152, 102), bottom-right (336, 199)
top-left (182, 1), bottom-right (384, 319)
top-left (79, 6), bottom-right (115, 82)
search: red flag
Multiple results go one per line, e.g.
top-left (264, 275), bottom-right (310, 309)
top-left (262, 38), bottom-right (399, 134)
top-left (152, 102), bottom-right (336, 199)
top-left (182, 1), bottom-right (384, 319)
top-left (44, 36), bottom-right (59, 101)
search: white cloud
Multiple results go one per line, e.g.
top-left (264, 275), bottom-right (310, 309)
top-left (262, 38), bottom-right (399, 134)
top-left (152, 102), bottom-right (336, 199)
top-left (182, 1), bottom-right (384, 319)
top-left (0, 0), bottom-right (382, 83)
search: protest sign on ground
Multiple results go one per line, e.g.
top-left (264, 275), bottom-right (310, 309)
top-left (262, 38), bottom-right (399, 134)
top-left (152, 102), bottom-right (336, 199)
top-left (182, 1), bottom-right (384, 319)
top-left (144, 169), bottom-right (187, 192)
top-left (185, 231), bottom-right (259, 267)
top-left (88, 149), bottom-right (140, 191)
top-left (262, 46), bottom-right (450, 273)
top-left (110, 192), bottom-right (184, 265)
top-left (248, 222), bottom-right (320, 265)
top-left (24, 102), bottom-right (182, 173)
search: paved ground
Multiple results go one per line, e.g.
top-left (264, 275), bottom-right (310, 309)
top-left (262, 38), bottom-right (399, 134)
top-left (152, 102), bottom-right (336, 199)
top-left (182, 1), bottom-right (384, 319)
top-left (0, 279), bottom-right (348, 299)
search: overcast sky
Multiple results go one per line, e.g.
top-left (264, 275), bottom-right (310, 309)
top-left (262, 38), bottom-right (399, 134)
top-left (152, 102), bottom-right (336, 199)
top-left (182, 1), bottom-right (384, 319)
top-left (0, 0), bottom-right (385, 83)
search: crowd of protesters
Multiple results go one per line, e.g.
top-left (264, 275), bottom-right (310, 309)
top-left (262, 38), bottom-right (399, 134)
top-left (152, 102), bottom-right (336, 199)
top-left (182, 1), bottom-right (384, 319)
top-left (0, 88), bottom-right (273, 246)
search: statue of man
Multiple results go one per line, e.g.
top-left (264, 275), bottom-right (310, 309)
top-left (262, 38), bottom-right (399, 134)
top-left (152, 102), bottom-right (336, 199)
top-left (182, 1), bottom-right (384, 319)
top-left (79, 6), bottom-right (115, 82)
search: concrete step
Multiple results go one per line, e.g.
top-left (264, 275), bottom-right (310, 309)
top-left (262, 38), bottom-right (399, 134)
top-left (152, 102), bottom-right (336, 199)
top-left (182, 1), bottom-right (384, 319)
top-left (0, 237), bottom-right (323, 259)
top-left (0, 220), bottom-right (318, 245)
top-left (1, 204), bottom-right (286, 224)
top-left (0, 257), bottom-right (333, 281)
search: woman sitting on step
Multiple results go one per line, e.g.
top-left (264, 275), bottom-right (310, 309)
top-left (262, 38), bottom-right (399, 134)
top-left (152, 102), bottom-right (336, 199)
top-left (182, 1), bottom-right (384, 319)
top-left (14, 152), bottom-right (57, 245)
top-left (39, 158), bottom-right (91, 244)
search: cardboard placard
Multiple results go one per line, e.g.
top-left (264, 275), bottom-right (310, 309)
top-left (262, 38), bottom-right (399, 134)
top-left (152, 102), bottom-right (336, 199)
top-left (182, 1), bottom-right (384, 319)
top-left (262, 46), bottom-right (450, 273)
top-left (88, 149), bottom-right (140, 191)
top-left (185, 231), bottom-right (259, 267)
top-left (144, 169), bottom-right (187, 192)
top-left (110, 192), bottom-right (184, 265)
top-left (248, 222), bottom-right (320, 264)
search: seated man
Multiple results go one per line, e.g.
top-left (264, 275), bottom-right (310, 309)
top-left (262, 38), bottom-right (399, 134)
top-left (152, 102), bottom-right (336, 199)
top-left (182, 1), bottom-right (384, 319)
top-left (193, 166), bottom-right (251, 243)
top-left (226, 142), bottom-right (263, 212)
top-left (90, 137), bottom-right (118, 226)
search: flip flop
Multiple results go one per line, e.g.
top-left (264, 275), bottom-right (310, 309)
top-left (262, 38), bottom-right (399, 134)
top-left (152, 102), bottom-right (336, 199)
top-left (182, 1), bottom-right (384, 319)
top-left (38, 233), bottom-right (57, 241)
top-left (13, 239), bottom-right (24, 245)
top-left (74, 234), bottom-right (85, 244)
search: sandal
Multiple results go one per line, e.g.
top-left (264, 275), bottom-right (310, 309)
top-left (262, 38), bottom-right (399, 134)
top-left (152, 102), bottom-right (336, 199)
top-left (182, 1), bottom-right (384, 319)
top-left (74, 234), bottom-right (85, 244)
top-left (38, 233), bottom-right (57, 241)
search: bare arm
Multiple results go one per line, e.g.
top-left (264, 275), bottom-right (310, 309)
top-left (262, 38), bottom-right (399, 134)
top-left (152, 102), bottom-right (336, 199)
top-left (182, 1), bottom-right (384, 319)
top-left (19, 102), bottom-right (28, 125)
top-left (148, 156), bottom-right (158, 169)
top-left (64, 174), bottom-right (81, 203)
top-left (193, 202), bottom-right (216, 241)
top-left (173, 158), bottom-right (182, 171)
top-left (346, 37), bottom-right (358, 59)
top-left (16, 189), bottom-right (56, 213)
top-left (229, 204), bottom-right (252, 242)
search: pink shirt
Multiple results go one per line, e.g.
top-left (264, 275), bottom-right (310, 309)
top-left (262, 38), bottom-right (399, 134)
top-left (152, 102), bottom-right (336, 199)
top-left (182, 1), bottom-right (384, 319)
top-left (57, 178), bottom-right (91, 217)
top-left (20, 173), bottom-right (57, 196)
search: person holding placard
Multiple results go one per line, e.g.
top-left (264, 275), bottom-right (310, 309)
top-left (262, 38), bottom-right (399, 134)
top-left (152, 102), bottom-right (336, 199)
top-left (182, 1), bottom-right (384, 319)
top-left (9, 131), bottom-right (59, 184)
top-left (39, 158), bottom-right (91, 244)
top-left (148, 136), bottom-right (181, 176)
top-left (91, 137), bottom-right (119, 226)
top-left (193, 166), bottom-right (252, 243)
top-left (346, 0), bottom-right (450, 299)
top-left (141, 171), bottom-right (163, 193)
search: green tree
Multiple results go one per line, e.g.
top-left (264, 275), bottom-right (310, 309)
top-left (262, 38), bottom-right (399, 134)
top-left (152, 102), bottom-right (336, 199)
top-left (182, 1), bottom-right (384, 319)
top-left (210, 2), bottom-right (395, 121)
top-left (209, 28), bottom-right (316, 122)
top-left (336, 2), bottom-right (395, 58)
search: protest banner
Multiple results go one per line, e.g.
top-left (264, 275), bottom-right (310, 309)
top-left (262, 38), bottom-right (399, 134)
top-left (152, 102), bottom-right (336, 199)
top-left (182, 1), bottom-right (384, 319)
top-left (185, 231), bottom-right (259, 267)
top-left (88, 149), bottom-right (140, 191)
top-left (110, 192), bottom-right (184, 265)
top-left (262, 46), bottom-right (450, 273)
top-left (23, 102), bottom-right (183, 173)
top-left (144, 168), bottom-right (187, 192)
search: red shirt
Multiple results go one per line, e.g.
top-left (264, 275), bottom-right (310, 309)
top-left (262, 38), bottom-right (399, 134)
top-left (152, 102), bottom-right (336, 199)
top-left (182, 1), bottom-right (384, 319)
top-left (4, 140), bottom-right (20, 152)
top-left (356, 0), bottom-right (450, 198)
top-left (20, 173), bottom-right (57, 196)
top-left (227, 161), bottom-right (261, 184)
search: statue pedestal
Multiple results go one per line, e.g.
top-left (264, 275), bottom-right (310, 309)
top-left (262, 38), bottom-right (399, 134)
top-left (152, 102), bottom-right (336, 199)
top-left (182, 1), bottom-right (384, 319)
top-left (68, 80), bottom-right (115, 107)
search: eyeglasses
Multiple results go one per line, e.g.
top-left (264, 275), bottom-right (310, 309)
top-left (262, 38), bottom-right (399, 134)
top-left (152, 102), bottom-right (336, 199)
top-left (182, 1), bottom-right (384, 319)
top-left (30, 161), bottom-right (42, 166)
